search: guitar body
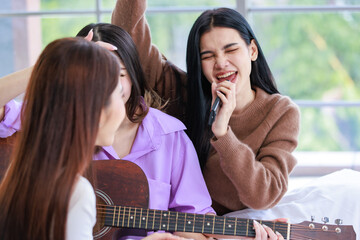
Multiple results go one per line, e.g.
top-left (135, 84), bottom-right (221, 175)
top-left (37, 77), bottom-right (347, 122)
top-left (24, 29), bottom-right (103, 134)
top-left (92, 160), bottom-right (149, 240)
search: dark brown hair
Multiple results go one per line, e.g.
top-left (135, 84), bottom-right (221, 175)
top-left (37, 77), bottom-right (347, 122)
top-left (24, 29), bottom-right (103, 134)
top-left (0, 37), bottom-right (120, 240)
top-left (77, 23), bottom-right (167, 122)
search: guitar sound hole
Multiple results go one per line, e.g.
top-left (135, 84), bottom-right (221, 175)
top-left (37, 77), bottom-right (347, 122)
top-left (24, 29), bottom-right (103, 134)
top-left (93, 189), bottom-right (114, 239)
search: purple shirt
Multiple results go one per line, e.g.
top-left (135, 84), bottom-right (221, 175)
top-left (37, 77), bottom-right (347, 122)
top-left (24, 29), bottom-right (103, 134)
top-left (1, 100), bottom-right (215, 215)
top-left (94, 107), bottom-right (214, 214)
top-left (0, 100), bottom-right (22, 137)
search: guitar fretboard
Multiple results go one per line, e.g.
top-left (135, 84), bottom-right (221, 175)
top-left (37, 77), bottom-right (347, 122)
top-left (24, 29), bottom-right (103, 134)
top-left (99, 205), bottom-right (290, 238)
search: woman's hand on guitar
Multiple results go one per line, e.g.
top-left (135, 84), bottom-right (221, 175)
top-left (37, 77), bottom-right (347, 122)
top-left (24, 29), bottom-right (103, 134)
top-left (142, 232), bottom-right (193, 240)
top-left (253, 220), bottom-right (284, 240)
top-left (84, 29), bottom-right (118, 51)
top-left (212, 218), bottom-right (287, 240)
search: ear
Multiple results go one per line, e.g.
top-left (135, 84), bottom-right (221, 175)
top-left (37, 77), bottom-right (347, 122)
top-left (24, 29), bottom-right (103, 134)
top-left (249, 39), bottom-right (258, 61)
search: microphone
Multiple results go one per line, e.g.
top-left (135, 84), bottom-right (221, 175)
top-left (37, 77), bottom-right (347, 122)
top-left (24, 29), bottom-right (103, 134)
top-left (208, 79), bottom-right (229, 126)
top-left (208, 96), bottom-right (221, 126)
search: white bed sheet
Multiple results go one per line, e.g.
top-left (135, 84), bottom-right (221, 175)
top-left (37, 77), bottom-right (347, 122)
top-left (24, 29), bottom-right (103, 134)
top-left (224, 169), bottom-right (360, 239)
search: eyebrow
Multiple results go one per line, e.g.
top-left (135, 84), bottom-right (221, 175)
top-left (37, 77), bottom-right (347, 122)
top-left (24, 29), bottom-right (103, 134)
top-left (200, 43), bottom-right (239, 56)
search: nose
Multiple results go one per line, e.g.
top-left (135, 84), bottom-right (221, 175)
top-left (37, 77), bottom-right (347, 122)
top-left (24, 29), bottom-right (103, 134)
top-left (214, 55), bottom-right (229, 69)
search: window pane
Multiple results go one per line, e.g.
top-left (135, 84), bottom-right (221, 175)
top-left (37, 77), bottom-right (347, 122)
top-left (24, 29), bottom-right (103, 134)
top-left (1, 0), bottom-right (97, 11)
top-left (0, 16), bottom-right (96, 77)
top-left (298, 106), bottom-right (360, 151)
top-left (41, 0), bottom-right (96, 11)
top-left (147, 12), bottom-right (203, 71)
top-left (102, 0), bottom-right (235, 9)
top-left (102, 0), bottom-right (116, 9)
top-left (147, 0), bottom-right (235, 7)
top-left (250, 12), bottom-right (360, 100)
top-left (41, 16), bottom-right (97, 45)
top-left (0, 16), bottom-right (42, 75)
top-left (250, 0), bottom-right (359, 7)
top-left (101, 14), bottom-right (111, 23)
top-left (1, 0), bottom-right (38, 11)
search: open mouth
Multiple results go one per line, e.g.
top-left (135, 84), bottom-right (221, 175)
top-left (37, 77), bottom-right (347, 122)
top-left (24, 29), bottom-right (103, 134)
top-left (216, 71), bottom-right (237, 83)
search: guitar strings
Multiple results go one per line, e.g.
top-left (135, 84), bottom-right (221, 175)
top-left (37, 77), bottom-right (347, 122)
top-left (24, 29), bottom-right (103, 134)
top-left (96, 212), bottom-right (323, 232)
top-left (96, 212), bottom-right (283, 236)
top-left (96, 205), bottom-right (333, 232)
top-left (95, 208), bottom-right (338, 240)
top-left (97, 212), bottom-right (274, 231)
top-left (96, 205), bottom-right (346, 240)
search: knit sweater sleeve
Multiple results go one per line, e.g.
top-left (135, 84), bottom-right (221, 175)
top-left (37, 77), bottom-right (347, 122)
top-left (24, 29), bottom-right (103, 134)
top-left (209, 102), bottom-right (299, 210)
top-left (111, 0), bottom-right (163, 88)
top-left (111, 0), bottom-right (187, 121)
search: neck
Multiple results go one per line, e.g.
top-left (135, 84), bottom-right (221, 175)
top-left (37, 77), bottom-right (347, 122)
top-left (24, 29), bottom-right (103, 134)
top-left (112, 116), bottom-right (140, 159)
top-left (235, 88), bottom-right (255, 113)
top-left (117, 116), bottom-right (137, 132)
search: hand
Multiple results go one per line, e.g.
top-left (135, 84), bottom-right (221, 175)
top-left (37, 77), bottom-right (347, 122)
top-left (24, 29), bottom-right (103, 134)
top-left (253, 220), bottom-right (284, 240)
top-left (84, 29), bottom-right (118, 51)
top-left (142, 232), bottom-right (191, 240)
top-left (210, 80), bottom-right (236, 138)
top-left (206, 219), bottom-right (287, 240)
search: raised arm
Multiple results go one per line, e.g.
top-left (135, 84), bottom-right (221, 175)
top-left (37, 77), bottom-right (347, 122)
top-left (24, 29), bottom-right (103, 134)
top-left (111, 0), bottom-right (163, 89)
top-left (0, 67), bottom-right (32, 120)
top-left (111, 0), bottom-right (187, 121)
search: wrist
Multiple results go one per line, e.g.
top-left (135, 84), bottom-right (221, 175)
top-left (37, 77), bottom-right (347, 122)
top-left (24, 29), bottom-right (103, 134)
top-left (213, 126), bottom-right (229, 139)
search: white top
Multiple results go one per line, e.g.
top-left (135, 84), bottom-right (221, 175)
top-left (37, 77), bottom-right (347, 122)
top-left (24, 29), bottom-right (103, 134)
top-left (66, 176), bottom-right (96, 240)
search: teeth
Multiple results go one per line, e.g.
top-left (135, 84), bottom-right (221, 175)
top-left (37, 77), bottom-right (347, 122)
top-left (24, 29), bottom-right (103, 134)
top-left (217, 72), bottom-right (235, 79)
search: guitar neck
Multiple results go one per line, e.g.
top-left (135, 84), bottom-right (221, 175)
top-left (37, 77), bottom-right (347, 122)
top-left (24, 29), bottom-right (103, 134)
top-left (98, 205), bottom-right (290, 238)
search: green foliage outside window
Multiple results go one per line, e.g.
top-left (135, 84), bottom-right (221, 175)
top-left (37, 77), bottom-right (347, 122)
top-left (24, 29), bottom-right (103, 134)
top-left (252, 12), bottom-right (360, 151)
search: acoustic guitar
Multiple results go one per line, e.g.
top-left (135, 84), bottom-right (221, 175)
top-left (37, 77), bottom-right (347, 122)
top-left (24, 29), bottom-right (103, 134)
top-left (92, 160), bottom-right (356, 240)
top-left (0, 138), bottom-right (356, 240)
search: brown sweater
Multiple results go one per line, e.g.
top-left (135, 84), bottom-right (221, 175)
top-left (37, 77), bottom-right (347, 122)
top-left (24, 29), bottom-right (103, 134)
top-left (112, 0), bottom-right (300, 215)
top-left (205, 87), bottom-right (299, 214)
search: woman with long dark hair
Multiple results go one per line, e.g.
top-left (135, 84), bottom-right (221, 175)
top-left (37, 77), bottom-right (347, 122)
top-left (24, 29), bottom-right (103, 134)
top-left (76, 23), bottom-right (215, 240)
top-left (0, 37), bottom-right (125, 240)
top-left (112, 0), bottom-right (299, 218)
top-left (185, 8), bottom-right (299, 215)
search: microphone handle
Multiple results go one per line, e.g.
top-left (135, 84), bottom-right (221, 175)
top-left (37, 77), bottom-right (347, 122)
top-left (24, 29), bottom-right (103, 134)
top-left (208, 96), bottom-right (221, 126)
top-left (208, 80), bottom-right (229, 126)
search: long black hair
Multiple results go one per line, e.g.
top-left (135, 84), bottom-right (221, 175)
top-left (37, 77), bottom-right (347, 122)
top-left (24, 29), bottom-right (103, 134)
top-left (185, 8), bottom-right (279, 169)
top-left (77, 23), bottom-right (151, 122)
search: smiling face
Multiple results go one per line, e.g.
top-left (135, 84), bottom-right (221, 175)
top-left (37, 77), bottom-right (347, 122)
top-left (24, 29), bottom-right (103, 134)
top-left (200, 27), bottom-right (258, 97)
